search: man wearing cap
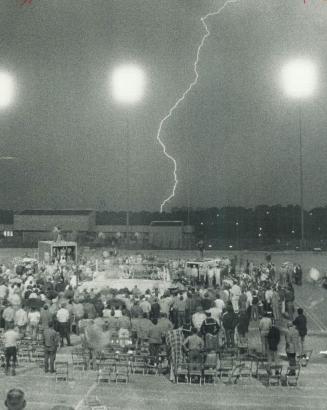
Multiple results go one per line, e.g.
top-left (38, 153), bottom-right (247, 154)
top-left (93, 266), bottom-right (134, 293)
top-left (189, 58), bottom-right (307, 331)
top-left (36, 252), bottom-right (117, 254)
top-left (5, 389), bottom-right (26, 410)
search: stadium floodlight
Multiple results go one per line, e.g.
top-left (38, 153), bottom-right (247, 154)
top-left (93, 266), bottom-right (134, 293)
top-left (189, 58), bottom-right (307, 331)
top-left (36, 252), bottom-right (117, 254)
top-left (280, 58), bottom-right (318, 248)
top-left (0, 71), bottom-right (15, 108)
top-left (111, 64), bottom-right (145, 105)
top-left (281, 59), bottom-right (317, 99)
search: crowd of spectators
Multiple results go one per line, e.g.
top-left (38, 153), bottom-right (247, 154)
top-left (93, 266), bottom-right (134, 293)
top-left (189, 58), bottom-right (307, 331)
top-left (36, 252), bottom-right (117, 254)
top-left (0, 251), bottom-right (307, 379)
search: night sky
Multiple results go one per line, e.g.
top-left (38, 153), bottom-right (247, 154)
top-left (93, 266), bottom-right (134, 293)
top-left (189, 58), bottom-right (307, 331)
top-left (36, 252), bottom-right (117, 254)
top-left (1, 0), bottom-right (327, 211)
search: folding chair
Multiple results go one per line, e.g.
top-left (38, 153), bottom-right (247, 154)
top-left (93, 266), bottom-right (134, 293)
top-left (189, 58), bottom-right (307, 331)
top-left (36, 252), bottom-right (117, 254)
top-left (115, 363), bottom-right (129, 383)
top-left (32, 346), bottom-right (45, 368)
top-left (17, 346), bottom-right (31, 364)
top-left (145, 357), bottom-right (159, 375)
top-left (97, 364), bottom-right (116, 384)
top-left (175, 362), bottom-right (189, 384)
top-left (72, 349), bottom-right (87, 375)
top-left (219, 356), bottom-right (234, 382)
top-left (285, 365), bottom-right (301, 387)
top-left (228, 363), bottom-right (245, 384)
top-left (203, 352), bottom-right (219, 384)
top-left (267, 365), bottom-right (283, 386)
top-left (188, 362), bottom-right (203, 385)
top-left (84, 396), bottom-right (101, 407)
top-left (55, 361), bottom-right (69, 382)
top-left (132, 355), bottom-right (146, 375)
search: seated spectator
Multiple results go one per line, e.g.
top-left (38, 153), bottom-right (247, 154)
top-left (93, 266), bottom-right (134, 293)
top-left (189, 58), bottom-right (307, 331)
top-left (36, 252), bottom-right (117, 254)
top-left (148, 318), bottom-right (162, 363)
top-left (183, 327), bottom-right (204, 366)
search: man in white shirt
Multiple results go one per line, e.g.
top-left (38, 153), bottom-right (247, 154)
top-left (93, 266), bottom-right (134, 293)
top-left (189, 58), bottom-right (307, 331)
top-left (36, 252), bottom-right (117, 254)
top-left (14, 308), bottom-right (28, 336)
top-left (3, 305), bottom-right (15, 330)
top-left (214, 295), bottom-right (225, 317)
top-left (207, 266), bottom-right (215, 288)
top-left (230, 282), bottom-right (241, 313)
top-left (4, 324), bottom-right (20, 375)
top-left (28, 308), bottom-right (40, 340)
top-left (214, 267), bottom-right (221, 287)
top-left (56, 303), bottom-right (71, 347)
top-left (192, 306), bottom-right (206, 331)
top-left (139, 297), bottom-right (151, 317)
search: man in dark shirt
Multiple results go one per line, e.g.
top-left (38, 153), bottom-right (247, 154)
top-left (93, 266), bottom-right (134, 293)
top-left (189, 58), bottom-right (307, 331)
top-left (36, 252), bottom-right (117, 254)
top-left (267, 323), bottom-right (281, 370)
top-left (293, 308), bottom-right (307, 357)
top-left (43, 321), bottom-right (60, 373)
top-left (201, 311), bottom-right (220, 352)
top-left (222, 305), bottom-right (237, 347)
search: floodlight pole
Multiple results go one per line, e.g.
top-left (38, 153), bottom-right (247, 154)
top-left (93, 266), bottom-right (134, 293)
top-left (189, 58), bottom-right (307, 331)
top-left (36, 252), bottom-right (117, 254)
top-left (299, 105), bottom-right (305, 248)
top-left (125, 119), bottom-right (130, 249)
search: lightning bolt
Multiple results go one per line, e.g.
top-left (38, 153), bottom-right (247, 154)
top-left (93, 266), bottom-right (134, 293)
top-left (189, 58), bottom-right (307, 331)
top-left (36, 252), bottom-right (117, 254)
top-left (157, 0), bottom-right (239, 213)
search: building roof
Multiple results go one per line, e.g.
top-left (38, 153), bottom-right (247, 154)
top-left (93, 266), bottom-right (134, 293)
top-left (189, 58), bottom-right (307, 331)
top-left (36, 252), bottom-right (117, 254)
top-left (18, 210), bottom-right (94, 216)
top-left (150, 220), bottom-right (184, 227)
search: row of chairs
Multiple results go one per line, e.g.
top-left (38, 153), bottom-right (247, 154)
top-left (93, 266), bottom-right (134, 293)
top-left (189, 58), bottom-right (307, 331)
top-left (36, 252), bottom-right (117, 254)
top-left (72, 348), bottom-right (163, 376)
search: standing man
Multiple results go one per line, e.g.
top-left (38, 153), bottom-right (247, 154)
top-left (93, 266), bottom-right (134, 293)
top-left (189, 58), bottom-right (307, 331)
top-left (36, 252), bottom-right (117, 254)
top-left (293, 308), bottom-right (307, 357)
top-left (267, 322), bottom-right (281, 371)
top-left (27, 307), bottom-right (40, 340)
top-left (3, 305), bottom-right (15, 331)
top-left (56, 303), bottom-right (71, 347)
top-left (14, 307), bottom-right (28, 336)
top-left (285, 321), bottom-right (300, 372)
top-left (43, 322), bottom-right (60, 373)
top-left (259, 313), bottom-right (272, 355)
top-left (4, 323), bottom-right (20, 375)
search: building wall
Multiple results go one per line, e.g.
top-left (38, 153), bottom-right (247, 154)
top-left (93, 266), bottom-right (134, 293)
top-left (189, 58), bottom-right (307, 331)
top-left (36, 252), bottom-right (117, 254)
top-left (14, 213), bottom-right (96, 232)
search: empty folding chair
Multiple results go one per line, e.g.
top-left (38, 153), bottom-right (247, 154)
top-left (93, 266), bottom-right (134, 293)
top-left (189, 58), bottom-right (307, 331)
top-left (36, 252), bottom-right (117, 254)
top-left (175, 362), bottom-right (189, 384)
top-left (55, 361), bottom-right (69, 382)
top-left (115, 364), bottom-right (129, 383)
top-left (132, 355), bottom-right (146, 375)
top-left (97, 364), bottom-right (116, 384)
top-left (84, 396), bottom-right (101, 407)
top-left (219, 356), bottom-right (234, 381)
top-left (72, 350), bottom-right (87, 375)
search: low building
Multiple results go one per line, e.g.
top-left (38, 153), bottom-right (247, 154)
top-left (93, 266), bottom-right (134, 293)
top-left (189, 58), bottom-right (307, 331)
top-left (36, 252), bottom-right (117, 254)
top-left (14, 209), bottom-right (96, 242)
top-left (2, 210), bottom-right (195, 249)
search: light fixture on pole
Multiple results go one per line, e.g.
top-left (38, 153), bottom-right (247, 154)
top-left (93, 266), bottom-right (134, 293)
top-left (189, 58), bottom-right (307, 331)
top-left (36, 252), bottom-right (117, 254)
top-left (281, 58), bottom-right (317, 248)
top-left (111, 64), bottom-right (145, 248)
top-left (0, 71), bottom-right (15, 109)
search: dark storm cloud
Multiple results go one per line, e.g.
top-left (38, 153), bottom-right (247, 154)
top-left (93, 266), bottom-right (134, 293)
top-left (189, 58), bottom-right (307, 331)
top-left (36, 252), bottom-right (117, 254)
top-left (1, 0), bottom-right (327, 211)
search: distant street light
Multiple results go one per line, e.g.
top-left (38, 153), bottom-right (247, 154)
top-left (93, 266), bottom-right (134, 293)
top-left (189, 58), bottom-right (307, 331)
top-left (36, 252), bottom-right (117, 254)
top-left (111, 64), bottom-right (146, 247)
top-left (281, 58), bottom-right (317, 248)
